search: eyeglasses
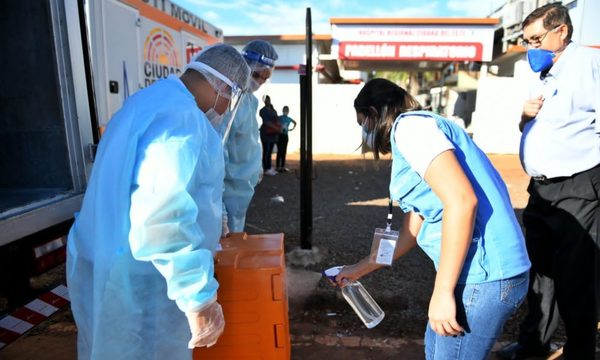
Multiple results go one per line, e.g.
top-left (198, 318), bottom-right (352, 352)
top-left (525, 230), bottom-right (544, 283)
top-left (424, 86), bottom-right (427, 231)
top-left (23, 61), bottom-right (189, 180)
top-left (521, 25), bottom-right (561, 47)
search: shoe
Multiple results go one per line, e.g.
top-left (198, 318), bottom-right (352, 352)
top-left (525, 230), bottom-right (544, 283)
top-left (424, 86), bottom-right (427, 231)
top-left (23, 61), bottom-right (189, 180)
top-left (496, 342), bottom-right (549, 360)
top-left (281, 167), bottom-right (290, 172)
top-left (264, 168), bottom-right (277, 176)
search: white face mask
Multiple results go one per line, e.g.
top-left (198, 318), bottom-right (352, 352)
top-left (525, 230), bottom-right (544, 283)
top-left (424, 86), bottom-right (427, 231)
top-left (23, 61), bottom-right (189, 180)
top-left (248, 78), bottom-right (260, 93)
top-left (205, 108), bottom-right (224, 129)
top-left (205, 91), bottom-right (226, 133)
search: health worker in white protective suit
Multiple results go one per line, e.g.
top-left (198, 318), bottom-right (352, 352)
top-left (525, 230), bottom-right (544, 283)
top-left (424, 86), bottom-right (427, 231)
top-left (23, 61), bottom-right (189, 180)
top-left (222, 40), bottom-right (278, 235)
top-left (66, 44), bottom-right (250, 359)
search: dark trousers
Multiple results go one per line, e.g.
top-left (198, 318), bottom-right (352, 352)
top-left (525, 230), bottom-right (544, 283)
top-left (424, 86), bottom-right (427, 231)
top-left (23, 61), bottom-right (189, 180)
top-left (260, 133), bottom-right (277, 171)
top-left (276, 133), bottom-right (289, 169)
top-left (518, 164), bottom-right (599, 359)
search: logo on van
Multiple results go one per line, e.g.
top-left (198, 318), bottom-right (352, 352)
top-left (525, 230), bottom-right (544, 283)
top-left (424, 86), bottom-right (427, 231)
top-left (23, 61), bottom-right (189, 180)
top-left (143, 28), bottom-right (182, 87)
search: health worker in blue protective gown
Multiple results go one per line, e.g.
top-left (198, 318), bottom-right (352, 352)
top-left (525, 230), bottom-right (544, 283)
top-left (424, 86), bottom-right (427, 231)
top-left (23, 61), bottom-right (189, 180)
top-left (221, 40), bottom-right (278, 235)
top-left (66, 44), bottom-right (250, 359)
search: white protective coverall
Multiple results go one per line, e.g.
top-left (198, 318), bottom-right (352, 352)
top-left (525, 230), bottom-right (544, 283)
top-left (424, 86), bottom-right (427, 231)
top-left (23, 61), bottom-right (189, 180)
top-left (222, 92), bottom-right (262, 232)
top-left (67, 74), bottom-right (223, 359)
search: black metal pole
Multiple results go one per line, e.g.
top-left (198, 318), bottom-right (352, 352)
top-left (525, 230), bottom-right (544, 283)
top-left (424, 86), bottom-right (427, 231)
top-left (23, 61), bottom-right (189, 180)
top-left (300, 7), bottom-right (313, 250)
top-left (78, 0), bottom-right (100, 145)
top-left (299, 69), bottom-right (306, 244)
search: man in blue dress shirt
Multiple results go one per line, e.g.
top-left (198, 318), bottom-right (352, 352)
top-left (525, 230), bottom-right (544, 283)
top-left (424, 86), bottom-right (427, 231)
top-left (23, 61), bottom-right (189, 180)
top-left (499, 3), bottom-right (600, 359)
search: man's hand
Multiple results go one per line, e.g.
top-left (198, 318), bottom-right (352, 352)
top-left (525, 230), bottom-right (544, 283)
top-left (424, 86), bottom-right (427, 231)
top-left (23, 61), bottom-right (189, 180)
top-left (186, 301), bottom-right (225, 349)
top-left (519, 95), bottom-right (544, 131)
top-left (221, 214), bottom-right (230, 238)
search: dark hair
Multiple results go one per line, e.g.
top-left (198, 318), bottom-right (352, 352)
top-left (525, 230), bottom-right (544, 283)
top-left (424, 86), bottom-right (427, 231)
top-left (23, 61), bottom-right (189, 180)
top-left (282, 105), bottom-right (289, 112)
top-left (522, 2), bottom-right (572, 42)
top-left (354, 78), bottom-right (421, 159)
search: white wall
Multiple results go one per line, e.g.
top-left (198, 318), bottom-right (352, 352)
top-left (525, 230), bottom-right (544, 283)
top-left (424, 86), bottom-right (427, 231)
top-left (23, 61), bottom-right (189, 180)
top-left (270, 70), bottom-right (302, 84)
top-left (257, 77), bottom-right (530, 155)
top-left (471, 63), bottom-right (529, 154)
top-left (574, 0), bottom-right (600, 46)
top-left (253, 83), bottom-right (364, 154)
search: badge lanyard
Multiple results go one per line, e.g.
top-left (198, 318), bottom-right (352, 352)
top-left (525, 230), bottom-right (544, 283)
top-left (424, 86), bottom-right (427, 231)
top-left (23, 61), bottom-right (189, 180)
top-left (371, 197), bottom-right (399, 266)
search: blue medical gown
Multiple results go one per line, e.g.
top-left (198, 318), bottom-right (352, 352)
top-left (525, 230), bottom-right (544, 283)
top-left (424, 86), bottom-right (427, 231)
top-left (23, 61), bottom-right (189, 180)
top-left (66, 75), bottom-right (224, 359)
top-left (222, 93), bottom-right (262, 232)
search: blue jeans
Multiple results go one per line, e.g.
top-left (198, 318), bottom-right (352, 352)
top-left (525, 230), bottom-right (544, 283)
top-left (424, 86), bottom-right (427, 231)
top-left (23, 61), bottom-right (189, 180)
top-left (425, 272), bottom-right (528, 360)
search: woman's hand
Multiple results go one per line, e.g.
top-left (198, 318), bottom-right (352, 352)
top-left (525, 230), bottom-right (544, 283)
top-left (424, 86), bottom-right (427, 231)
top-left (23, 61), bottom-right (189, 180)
top-left (427, 289), bottom-right (464, 337)
top-left (332, 259), bottom-right (380, 288)
top-left (423, 149), bottom-right (474, 338)
top-left (334, 264), bottom-right (361, 287)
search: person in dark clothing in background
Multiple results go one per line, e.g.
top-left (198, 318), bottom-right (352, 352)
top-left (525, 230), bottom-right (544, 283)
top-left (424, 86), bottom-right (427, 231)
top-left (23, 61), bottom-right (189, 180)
top-left (259, 95), bottom-right (279, 176)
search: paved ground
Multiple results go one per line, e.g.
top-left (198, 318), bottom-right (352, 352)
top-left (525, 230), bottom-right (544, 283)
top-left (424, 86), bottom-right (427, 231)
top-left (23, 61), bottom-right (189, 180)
top-left (1, 153), bottom-right (597, 359)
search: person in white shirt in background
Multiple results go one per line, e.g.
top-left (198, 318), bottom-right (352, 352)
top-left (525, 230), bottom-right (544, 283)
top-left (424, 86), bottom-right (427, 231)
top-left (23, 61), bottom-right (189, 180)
top-left (498, 3), bottom-right (600, 359)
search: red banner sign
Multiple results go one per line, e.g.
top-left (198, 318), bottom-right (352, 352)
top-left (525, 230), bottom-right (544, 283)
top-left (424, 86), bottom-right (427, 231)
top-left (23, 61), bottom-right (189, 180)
top-left (339, 41), bottom-right (483, 61)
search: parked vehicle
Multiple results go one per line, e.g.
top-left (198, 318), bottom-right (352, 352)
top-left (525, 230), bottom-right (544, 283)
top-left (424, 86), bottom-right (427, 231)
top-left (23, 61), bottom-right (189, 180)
top-left (0, 0), bottom-right (222, 308)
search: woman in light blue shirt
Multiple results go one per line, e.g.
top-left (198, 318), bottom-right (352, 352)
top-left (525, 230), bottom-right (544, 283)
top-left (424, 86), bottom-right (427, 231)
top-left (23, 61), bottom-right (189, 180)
top-left (276, 105), bottom-right (297, 172)
top-left (335, 78), bottom-right (531, 359)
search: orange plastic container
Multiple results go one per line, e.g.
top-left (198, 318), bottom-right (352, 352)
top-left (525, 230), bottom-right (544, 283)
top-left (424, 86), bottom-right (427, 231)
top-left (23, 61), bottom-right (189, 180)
top-left (193, 232), bottom-right (290, 360)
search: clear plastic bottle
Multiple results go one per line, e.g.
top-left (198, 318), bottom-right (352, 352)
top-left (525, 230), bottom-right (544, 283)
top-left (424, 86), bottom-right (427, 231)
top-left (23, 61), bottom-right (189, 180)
top-left (341, 280), bottom-right (385, 329)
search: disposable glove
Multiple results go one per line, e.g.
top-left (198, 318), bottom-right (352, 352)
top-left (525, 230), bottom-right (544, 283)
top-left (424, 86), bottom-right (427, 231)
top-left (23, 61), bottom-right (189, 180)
top-left (185, 300), bottom-right (225, 349)
top-left (221, 214), bottom-right (230, 238)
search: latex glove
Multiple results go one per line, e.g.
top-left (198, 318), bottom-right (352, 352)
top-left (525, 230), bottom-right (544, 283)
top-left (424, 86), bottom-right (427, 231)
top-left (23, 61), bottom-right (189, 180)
top-left (221, 214), bottom-right (230, 238)
top-left (185, 301), bottom-right (225, 349)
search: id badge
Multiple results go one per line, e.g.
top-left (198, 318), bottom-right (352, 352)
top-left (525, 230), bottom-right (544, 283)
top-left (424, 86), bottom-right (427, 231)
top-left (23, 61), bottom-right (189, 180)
top-left (370, 228), bottom-right (399, 266)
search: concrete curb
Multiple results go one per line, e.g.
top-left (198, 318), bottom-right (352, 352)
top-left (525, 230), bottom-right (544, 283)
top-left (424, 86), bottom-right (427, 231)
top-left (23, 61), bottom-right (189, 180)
top-left (291, 334), bottom-right (570, 358)
top-left (292, 334), bottom-right (423, 348)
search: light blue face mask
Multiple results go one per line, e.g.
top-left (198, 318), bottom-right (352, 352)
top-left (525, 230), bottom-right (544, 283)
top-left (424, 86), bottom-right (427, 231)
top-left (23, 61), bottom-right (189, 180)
top-left (362, 124), bottom-right (375, 149)
top-left (527, 48), bottom-right (556, 72)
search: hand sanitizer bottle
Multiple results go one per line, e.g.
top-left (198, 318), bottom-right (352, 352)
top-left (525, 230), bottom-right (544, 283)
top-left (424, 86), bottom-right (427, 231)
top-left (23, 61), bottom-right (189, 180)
top-left (324, 266), bottom-right (385, 329)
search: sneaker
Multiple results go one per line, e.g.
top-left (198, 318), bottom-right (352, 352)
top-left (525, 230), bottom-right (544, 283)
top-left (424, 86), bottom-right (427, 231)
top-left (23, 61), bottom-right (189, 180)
top-left (281, 167), bottom-right (290, 172)
top-left (264, 168), bottom-right (277, 176)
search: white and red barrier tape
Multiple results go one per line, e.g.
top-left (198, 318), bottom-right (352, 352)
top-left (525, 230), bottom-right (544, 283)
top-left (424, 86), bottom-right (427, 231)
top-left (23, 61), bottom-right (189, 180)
top-left (0, 285), bottom-right (69, 349)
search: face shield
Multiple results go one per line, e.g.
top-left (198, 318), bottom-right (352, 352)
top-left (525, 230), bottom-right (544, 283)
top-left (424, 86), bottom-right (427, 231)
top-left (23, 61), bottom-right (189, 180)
top-left (242, 50), bottom-right (275, 93)
top-left (241, 50), bottom-right (275, 68)
top-left (215, 106), bottom-right (237, 144)
top-left (184, 61), bottom-right (245, 141)
top-left (212, 88), bottom-right (244, 143)
top-left (213, 81), bottom-right (244, 143)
